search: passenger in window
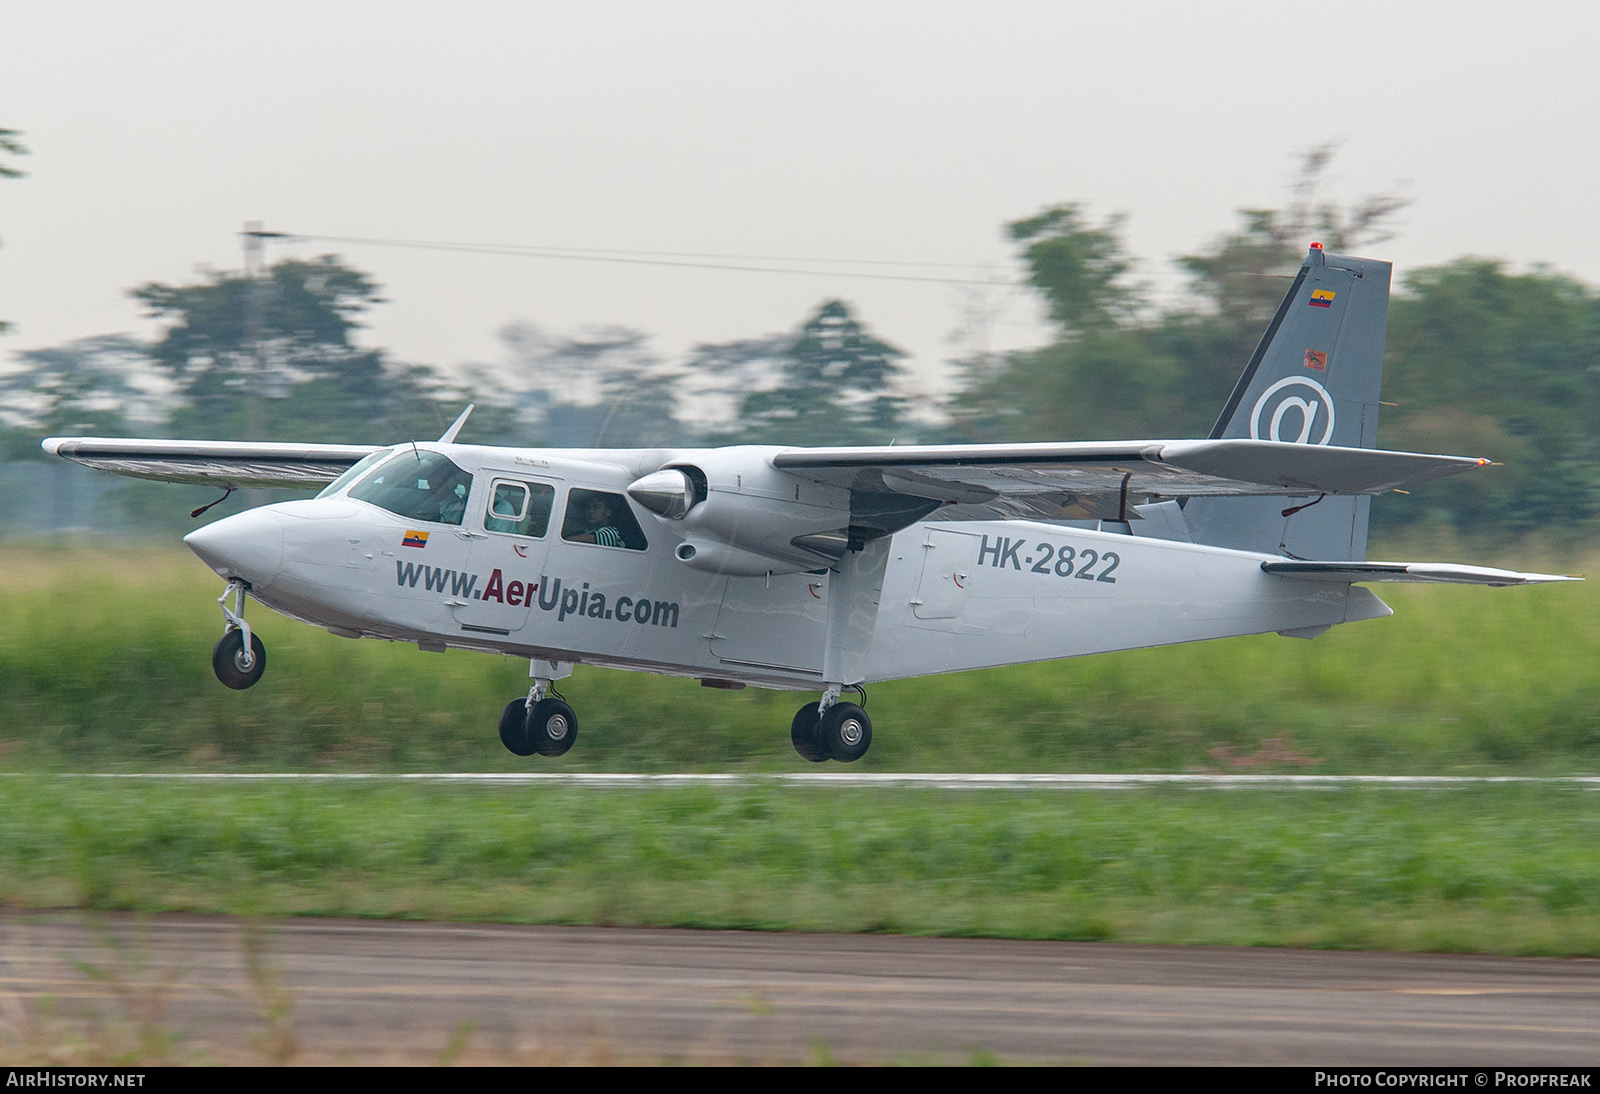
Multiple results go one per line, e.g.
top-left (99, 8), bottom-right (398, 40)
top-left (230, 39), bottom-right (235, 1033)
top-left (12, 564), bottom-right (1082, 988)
top-left (523, 486), bottom-right (554, 537)
top-left (484, 484), bottom-right (525, 534)
top-left (569, 494), bottom-right (624, 547)
top-left (485, 482), bottom-right (554, 537)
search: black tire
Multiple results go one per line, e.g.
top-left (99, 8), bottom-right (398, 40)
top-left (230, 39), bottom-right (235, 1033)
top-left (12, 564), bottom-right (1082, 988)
top-left (212, 628), bottom-right (266, 690)
top-left (817, 702), bottom-right (871, 763)
top-left (790, 701), bottom-right (827, 762)
top-left (498, 698), bottom-right (538, 756)
top-left (528, 698), bottom-right (578, 757)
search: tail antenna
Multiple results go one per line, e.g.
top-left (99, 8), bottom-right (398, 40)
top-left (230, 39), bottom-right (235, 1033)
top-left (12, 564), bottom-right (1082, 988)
top-left (437, 404), bottom-right (475, 444)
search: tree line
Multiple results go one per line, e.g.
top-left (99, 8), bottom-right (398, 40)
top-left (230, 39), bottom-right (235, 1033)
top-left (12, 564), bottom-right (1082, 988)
top-left (2, 142), bottom-right (1596, 538)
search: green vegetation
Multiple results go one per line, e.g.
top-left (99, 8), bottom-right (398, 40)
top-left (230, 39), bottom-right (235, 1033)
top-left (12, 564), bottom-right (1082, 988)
top-left (0, 126), bottom-right (23, 337)
top-left (7, 148), bottom-right (1600, 543)
top-left (2, 548), bottom-right (1596, 958)
top-left (949, 150), bottom-right (1600, 541)
top-left (0, 779), bottom-right (1594, 955)
top-left (2, 545), bottom-right (1594, 774)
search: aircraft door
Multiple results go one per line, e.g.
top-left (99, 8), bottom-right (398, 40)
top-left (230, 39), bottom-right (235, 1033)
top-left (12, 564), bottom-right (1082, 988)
top-left (709, 570), bottom-right (828, 675)
top-left (911, 528), bottom-right (980, 623)
top-left (448, 475), bottom-right (556, 638)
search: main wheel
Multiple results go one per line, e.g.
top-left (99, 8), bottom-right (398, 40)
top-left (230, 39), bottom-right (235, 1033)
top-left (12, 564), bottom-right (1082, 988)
top-left (528, 697), bottom-right (578, 757)
top-left (817, 702), bottom-right (871, 763)
top-left (212, 628), bottom-right (266, 690)
top-left (498, 698), bottom-right (538, 756)
top-left (790, 701), bottom-right (827, 763)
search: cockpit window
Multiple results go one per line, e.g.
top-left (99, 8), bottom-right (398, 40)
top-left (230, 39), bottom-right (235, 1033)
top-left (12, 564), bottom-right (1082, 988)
top-left (483, 479), bottom-right (555, 537)
top-left (347, 449), bottom-right (475, 526)
top-left (316, 447), bottom-right (393, 499)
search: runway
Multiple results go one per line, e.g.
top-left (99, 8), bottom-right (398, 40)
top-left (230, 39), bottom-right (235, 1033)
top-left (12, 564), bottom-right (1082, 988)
top-left (35, 771), bottom-right (1600, 789)
top-left (2, 913), bottom-right (1596, 1065)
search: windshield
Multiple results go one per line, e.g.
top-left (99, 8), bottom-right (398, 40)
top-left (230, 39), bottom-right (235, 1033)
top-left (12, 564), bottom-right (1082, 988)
top-left (346, 449), bottom-right (475, 526)
top-left (316, 447), bottom-right (395, 499)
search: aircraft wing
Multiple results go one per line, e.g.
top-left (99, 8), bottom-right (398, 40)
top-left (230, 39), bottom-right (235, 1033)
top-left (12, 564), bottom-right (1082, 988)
top-left (772, 439), bottom-right (1489, 523)
top-left (41, 437), bottom-right (380, 488)
top-left (1261, 561), bottom-right (1580, 587)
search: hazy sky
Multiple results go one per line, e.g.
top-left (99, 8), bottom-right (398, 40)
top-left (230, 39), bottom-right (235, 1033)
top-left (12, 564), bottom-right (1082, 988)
top-left (4, 1), bottom-right (1597, 415)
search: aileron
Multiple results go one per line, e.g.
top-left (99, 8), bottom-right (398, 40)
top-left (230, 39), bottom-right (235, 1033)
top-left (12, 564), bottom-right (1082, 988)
top-left (43, 437), bottom-right (380, 488)
top-left (774, 438), bottom-right (1490, 526)
top-left (1262, 561), bottom-right (1579, 587)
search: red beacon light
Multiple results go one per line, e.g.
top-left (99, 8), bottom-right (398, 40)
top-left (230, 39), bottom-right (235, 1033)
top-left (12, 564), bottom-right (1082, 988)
top-left (1310, 241), bottom-right (1323, 250)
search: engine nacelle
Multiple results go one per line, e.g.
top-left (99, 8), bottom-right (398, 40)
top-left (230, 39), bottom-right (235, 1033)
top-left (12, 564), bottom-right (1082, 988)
top-left (628, 447), bottom-right (852, 575)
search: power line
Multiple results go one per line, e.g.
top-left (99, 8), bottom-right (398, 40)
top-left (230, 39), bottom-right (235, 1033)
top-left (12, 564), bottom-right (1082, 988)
top-left (281, 232), bottom-right (1017, 287)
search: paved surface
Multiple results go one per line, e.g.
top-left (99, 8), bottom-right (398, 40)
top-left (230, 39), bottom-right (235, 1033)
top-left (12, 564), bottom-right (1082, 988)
top-left (43, 772), bottom-right (1600, 788)
top-left (2, 913), bottom-right (1597, 1065)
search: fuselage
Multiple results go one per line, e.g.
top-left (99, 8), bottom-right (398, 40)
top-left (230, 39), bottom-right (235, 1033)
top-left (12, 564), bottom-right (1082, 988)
top-left (182, 442), bottom-right (1391, 692)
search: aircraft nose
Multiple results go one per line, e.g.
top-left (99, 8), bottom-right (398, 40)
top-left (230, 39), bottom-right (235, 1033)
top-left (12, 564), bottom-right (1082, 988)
top-left (183, 507), bottom-right (286, 588)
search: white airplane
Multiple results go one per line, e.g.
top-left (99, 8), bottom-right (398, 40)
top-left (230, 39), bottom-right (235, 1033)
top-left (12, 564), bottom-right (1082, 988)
top-left (45, 244), bottom-right (1576, 762)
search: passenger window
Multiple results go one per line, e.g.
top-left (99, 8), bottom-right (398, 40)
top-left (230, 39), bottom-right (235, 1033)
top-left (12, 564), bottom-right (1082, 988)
top-left (483, 479), bottom-right (554, 537)
top-left (561, 488), bottom-right (648, 551)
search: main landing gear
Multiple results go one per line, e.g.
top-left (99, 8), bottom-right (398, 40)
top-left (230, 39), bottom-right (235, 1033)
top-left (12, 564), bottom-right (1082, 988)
top-left (791, 687), bottom-right (872, 763)
top-left (498, 694), bottom-right (578, 757)
top-left (211, 580), bottom-right (265, 690)
top-left (499, 661), bottom-right (578, 757)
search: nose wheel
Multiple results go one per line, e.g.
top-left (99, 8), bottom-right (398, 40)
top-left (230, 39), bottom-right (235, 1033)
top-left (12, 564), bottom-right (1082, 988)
top-left (211, 581), bottom-right (266, 689)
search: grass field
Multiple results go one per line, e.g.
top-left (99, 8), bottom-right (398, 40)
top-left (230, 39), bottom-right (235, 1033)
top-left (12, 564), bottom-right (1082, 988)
top-left (2, 778), bottom-right (1596, 955)
top-left (2, 543), bottom-right (1597, 960)
top-left (1, 543), bottom-right (1594, 773)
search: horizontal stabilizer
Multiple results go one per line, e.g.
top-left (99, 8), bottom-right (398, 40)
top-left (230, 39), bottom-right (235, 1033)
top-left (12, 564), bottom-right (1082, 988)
top-left (42, 437), bottom-right (380, 487)
top-left (1262, 561), bottom-right (1581, 587)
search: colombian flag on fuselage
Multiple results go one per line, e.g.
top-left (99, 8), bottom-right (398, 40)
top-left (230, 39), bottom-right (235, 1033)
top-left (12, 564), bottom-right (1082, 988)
top-left (403, 530), bottom-right (429, 548)
top-left (1309, 289), bottom-right (1336, 308)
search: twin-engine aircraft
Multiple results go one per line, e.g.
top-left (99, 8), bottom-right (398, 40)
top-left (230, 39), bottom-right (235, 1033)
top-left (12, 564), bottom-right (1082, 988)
top-left (46, 244), bottom-right (1576, 762)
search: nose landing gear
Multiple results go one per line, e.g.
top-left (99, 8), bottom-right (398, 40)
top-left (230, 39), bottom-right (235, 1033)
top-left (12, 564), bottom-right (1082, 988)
top-left (211, 580), bottom-right (265, 690)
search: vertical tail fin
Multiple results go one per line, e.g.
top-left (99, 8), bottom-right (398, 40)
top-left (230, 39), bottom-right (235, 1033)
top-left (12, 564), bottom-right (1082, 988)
top-left (1184, 244), bottom-right (1392, 560)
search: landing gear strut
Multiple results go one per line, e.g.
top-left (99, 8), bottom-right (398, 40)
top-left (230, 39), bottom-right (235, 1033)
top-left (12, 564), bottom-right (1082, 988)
top-left (791, 687), bottom-right (871, 763)
top-left (796, 540), bottom-right (886, 763)
top-left (211, 580), bottom-right (265, 690)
